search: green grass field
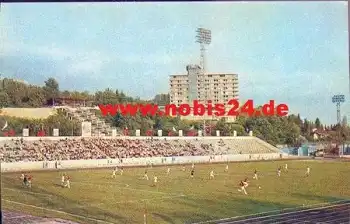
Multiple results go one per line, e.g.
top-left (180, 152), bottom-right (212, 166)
top-left (2, 159), bottom-right (350, 224)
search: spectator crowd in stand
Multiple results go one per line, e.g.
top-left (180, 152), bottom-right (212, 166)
top-left (0, 137), bottom-right (278, 163)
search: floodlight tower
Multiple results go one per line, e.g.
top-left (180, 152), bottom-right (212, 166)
top-left (196, 28), bottom-right (211, 73)
top-left (332, 95), bottom-right (345, 124)
top-left (196, 28), bottom-right (211, 136)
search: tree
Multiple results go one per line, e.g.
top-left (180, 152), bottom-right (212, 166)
top-left (43, 78), bottom-right (59, 100)
top-left (302, 119), bottom-right (310, 135)
top-left (342, 116), bottom-right (348, 128)
top-left (0, 91), bottom-right (10, 107)
top-left (215, 118), bottom-right (230, 136)
top-left (113, 113), bottom-right (125, 128)
top-left (315, 118), bottom-right (321, 129)
top-left (153, 116), bottom-right (162, 130)
top-left (297, 114), bottom-right (301, 124)
top-left (61, 90), bottom-right (71, 98)
top-left (0, 114), bottom-right (81, 137)
top-left (229, 123), bottom-right (246, 136)
top-left (0, 76), bottom-right (314, 142)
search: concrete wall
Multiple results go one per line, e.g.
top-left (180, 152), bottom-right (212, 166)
top-left (1, 153), bottom-right (282, 172)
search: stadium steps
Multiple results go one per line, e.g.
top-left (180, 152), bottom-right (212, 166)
top-left (253, 137), bottom-right (280, 153)
top-left (193, 138), bottom-right (280, 155)
top-left (62, 107), bottom-right (114, 136)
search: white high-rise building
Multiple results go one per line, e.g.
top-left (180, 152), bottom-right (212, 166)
top-left (169, 64), bottom-right (239, 122)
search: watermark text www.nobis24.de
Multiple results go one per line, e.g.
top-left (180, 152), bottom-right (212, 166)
top-left (98, 99), bottom-right (289, 117)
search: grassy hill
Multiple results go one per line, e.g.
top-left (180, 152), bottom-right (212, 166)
top-left (0, 108), bottom-right (56, 119)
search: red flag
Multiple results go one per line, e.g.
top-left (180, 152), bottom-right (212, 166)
top-left (205, 127), bottom-right (211, 135)
top-left (187, 130), bottom-right (196, 136)
top-left (168, 131), bottom-right (173, 136)
top-left (123, 129), bottom-right (129, 136)
top-left (37, 130), bottom-right (45, 136)
top-left (8, 129), bottom-right (15, 136)
top-left (146, 129), bottom-right (153, 136)
top-left (123, 127), bottom-right (129, 136)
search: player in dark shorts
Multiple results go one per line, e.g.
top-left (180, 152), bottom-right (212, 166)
top-left (190, 169), bottom-right (194, 178)
top-left (23, 174), bottom-right (28, 187)
top-left (253, 169), bottom-right (258, 179)
top-left (27, 175), bottom-right (32, 188)
top-left (238, 180), bottom-right (248, 194)
top-left (244, 177), bottom-right (249, 186)
top-left (277, 166), bottom-right (282, 177)
top-left (144, 169), bottom-right (149, 180)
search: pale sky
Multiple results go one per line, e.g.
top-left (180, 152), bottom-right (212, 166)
top-left (0, 2), bottom-right (349, 124)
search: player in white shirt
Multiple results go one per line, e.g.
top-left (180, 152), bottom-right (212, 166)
top-left (153, 176), bottom-right (158, 186)
top-left (243, 178), bottom-right (249, 188)
top-left (27, 175), bottom-right (32, 188)
top-left (209, 170), bottom-right (215, 179)
top-left (238, 180), bottom-right (248, 195)
top-left (253, 170), bottom-right (258, 180)
top-left (166, 167), bottom-right (170, 175)
top-left (61, 174), bottom-right (65, 187)
top-left (144, 170), bottom-right (149, 180)
top-left (120, 167), bottom-right (124, 176)
top-left (277, 167), bottom-right (281, 177)
top-left (225, 164), bottom-right (229, 172)
top-left (192, 163), bottom-right (195, 169)
top-left (182, 166), bottom-right (186, 171)
top-left (285, 163), bottom-right (288, 171)
top-left (65, 176), bottom-right (71, 189)
top-left (112, 170), bottom-right (116, 178)
top-left (306, 166), bottom-right (310, 176)
top-left (20, 173), bottom-right (25, 180)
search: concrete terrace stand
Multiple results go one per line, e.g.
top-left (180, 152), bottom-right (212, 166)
top-left (0, 136), bottom-right (286, 172)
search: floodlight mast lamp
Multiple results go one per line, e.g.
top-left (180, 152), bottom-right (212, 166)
top-left (332, 95), bottom-right (345, 124)
top-left (196, 28), bottom-right (211, 73)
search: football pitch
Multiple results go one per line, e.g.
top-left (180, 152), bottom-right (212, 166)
top-left (2, 159), bottom-right (350, 224)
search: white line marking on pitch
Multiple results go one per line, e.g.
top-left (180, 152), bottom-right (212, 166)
top-left (73, 181), bottom-right (174, 195)
top-left (193, 200), bottom-right (350, 224)
top-left (2, 199), bottom-right (115, 224)
top-left (283, 206), bottom-right (350, 223)
top-left (5, 215), bottom-right (29, 219)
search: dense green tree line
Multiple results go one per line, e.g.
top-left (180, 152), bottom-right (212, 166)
top-left (0, 112), bottom-right (81, 137)
top-left (0, 77), bottom-right (348, 145)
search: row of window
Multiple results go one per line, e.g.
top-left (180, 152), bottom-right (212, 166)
top-left (170, 78), bottom-right (238, 83)
top-left (170, 94), bottom-right (238, 100)
top-left (197, 85), bottom-right (238, 89)
top-left (172, 74), bottom-right (231, 78)
top-left (172, 99), bottom-right (235, 104)
top-left (171, 90), bottom-right (237, 95)
top-left (171, 85), bottom-right (238, 89)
